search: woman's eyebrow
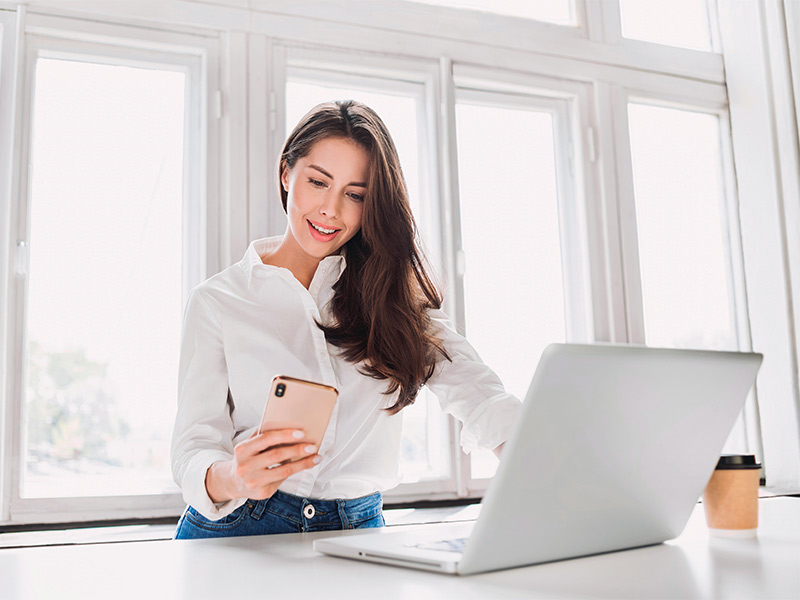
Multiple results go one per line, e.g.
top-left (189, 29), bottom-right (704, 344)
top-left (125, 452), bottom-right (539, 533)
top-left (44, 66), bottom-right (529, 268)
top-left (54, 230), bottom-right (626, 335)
top-left (308, 164), bottom-right (367, 188)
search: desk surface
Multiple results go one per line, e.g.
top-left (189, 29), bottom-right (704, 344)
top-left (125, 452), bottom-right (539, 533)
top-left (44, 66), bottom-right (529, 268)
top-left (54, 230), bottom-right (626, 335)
top-left (2, 497), bottom-right (798, 599)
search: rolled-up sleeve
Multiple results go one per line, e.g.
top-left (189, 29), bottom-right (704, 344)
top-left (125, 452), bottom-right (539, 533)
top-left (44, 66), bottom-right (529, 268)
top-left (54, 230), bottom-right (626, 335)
top-left (171, 289), bottom-right (244, 520)
top-left (425, 308), bottom-right (522, 453)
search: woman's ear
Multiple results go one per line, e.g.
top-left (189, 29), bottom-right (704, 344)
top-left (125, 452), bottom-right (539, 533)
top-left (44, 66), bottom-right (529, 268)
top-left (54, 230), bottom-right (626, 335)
top-left (280, 163), bottom-right (289, 192)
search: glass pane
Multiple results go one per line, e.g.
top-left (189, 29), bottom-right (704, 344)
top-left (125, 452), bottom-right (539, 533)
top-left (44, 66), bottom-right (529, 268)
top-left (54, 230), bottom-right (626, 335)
top-left (406, 0), bottom-right (574, 26)
top-left (455, 101), bottom-right (566, 479)
top-left (23, 58), bottom-right (185, 497)
top-left (628, 103), bottom-right (737, 351)
top-left (286, 80), bottom-right (451, 483)
top-left (620, 0), bottom-right (713, 52)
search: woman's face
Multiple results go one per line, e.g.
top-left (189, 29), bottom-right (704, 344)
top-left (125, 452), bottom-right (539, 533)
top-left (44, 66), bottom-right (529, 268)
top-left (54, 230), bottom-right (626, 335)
top-left (281, 136), bottom-right (368, 262)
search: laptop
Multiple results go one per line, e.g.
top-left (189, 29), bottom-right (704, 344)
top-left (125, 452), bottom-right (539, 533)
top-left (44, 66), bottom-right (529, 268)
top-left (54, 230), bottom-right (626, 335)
top-left (313, 343), bottom-right (763, 575)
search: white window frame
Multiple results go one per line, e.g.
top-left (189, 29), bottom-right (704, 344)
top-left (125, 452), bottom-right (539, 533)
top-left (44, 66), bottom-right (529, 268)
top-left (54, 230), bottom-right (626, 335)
top-left (0, 9), bottom-right (221, 525)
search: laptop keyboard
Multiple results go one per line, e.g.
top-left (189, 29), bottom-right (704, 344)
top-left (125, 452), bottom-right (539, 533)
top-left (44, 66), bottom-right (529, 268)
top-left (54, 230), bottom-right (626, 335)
top-left (407, 537), bottom-right (468, 553)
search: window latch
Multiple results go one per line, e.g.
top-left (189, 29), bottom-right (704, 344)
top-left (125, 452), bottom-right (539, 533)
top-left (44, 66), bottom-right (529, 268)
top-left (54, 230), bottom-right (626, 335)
top-left (15, 240), bottom-right (29, 278)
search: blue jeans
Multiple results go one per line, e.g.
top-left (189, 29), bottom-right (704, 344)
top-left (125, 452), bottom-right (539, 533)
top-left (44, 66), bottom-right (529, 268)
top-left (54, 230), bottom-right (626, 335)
top-left (174, 489), bottom-right (384, 539)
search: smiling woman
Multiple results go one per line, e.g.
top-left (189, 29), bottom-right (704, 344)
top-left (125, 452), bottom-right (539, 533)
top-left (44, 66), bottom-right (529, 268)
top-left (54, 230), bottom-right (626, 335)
top-left (170, 100), bottom-right (521, 538)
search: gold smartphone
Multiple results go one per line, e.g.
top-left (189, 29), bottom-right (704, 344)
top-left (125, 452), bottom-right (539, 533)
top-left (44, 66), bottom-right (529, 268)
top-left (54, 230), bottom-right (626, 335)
top-left (258, 375), bottom-right (338, 450)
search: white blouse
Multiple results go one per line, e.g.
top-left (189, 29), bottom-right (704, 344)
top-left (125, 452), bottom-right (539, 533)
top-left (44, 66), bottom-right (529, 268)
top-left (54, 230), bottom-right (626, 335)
top-left (171, 237), bottom-right (521, 520)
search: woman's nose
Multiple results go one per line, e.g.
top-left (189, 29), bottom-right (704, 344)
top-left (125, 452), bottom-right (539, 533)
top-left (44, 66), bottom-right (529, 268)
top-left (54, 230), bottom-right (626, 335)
top-left (318, 192), bottom-right (340, 218)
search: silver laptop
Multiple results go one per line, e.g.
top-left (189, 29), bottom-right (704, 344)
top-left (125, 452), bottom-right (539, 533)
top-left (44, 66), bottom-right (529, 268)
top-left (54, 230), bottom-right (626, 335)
top-left (313, 343), bottom-right (763, 575)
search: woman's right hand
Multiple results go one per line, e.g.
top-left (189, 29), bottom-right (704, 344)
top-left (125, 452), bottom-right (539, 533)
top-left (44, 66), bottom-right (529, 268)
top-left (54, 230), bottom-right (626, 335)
top-left (205, 428), bottom-right (320, 503)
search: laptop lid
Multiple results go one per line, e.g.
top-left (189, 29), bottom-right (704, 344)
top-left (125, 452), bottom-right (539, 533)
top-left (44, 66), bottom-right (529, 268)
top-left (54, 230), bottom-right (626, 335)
top-left (457, 343), bottom-right (762, 574)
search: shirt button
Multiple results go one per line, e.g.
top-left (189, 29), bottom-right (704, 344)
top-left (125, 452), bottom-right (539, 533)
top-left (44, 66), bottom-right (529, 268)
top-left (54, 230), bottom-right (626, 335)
top-left (304, 504), bottom-right (315, 519)
top-left (319, 351), bottom-right (326, 359)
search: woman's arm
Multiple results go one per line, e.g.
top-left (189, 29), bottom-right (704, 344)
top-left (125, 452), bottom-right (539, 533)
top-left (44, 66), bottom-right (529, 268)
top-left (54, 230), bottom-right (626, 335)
top-left (171, 290), bottom-right (238, 518)
top-left (425, 308), bottom-right (522, 455)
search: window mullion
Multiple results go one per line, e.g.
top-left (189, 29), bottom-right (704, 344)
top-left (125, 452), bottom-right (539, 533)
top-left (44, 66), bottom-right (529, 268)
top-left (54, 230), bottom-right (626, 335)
top-left (589, 81), bottom-right (629, 343)
top-left (609, 84), bottom-right (645, 344)
top-left (597, 0), bottom-right (623, 44)
top-left (3, 7), bottom-right (33, 525)
top-left (436, 56), bottom-right (470, 498)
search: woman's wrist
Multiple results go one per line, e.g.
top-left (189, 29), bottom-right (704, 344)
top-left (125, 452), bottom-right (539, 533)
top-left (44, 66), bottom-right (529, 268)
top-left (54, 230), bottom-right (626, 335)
top-left (205, 460), bottom-right (236, 504)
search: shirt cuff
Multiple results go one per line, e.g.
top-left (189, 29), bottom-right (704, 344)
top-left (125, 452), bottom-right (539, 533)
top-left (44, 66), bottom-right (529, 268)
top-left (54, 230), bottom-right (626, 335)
top-left (459, 394), bottom-right (522, 454)
top-left (181, 449), bottom-right (247, 521)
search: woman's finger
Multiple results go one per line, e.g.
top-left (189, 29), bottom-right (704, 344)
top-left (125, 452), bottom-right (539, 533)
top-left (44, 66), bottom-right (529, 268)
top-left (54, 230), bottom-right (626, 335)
top-left (235, 428), bottom-right (305, 459)
top-left (261, 454), bottom-right (320, 484)
top-left (253, 442), bottom-right (317, 470)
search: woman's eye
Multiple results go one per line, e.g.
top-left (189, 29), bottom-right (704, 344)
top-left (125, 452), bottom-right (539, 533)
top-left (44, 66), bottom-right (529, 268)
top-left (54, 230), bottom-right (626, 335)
top-left (308, 178), bottom-right (326, 188)
top-left (348, 192), bottom-right (364, 202)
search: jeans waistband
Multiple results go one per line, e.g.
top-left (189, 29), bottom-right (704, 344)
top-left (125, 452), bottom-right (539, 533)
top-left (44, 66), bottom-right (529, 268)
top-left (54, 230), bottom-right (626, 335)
top-left (258, 489), bottom-right (383, 528)
top-left (270, 489), bottom-right (381, 511)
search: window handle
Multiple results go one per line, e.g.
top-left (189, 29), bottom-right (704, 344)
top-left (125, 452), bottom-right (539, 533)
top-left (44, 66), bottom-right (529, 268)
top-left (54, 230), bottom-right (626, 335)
top-left (456, 249), bottom-right (466, 277)
top-left (15, 240), bottom-right (28, 278)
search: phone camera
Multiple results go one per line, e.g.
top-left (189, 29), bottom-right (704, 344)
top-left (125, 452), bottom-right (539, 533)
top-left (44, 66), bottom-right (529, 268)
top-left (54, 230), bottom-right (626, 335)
top-left (275, 383), bottom-right (286, 397)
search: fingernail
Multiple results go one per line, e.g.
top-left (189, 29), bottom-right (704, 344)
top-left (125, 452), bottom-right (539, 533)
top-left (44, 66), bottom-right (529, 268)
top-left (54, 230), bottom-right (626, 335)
top-left (313, 456), bottom-right (321, 464)
top-left (304, 445), bottom-right (317, 453)
top-left (292, 430), bottom-right (304, 439)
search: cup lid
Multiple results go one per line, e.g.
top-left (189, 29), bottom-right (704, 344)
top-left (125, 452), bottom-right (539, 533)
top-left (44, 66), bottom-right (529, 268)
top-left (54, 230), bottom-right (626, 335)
top-left (715, 454), bottom-right (761, 470)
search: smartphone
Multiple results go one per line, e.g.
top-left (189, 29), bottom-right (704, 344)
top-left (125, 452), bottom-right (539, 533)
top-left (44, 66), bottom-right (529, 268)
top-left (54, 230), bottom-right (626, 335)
top-left (258, 375), bottom-right (338, 451)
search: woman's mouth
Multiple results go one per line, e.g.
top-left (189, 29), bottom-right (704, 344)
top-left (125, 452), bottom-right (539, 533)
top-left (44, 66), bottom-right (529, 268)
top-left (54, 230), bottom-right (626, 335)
top-left (307, 219), bottom-right (341, 241)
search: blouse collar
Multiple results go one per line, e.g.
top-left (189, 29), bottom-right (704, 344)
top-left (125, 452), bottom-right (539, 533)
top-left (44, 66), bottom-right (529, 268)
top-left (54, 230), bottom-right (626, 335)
top-left (241, 236), bottom-right (347, 283)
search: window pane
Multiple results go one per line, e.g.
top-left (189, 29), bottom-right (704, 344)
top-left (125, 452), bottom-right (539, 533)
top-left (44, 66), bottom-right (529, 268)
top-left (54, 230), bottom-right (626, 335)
top-left (620, 0), bottom-right (713, 52)
top-left (455, 101), bottom-right (566, 479)
top-left (628, 103), bottom-right (737, 351)
top-left (406, 0), bottom-right (574, 26)
top-left (23, 58), bottom-right (185, 497)
top-left (286, 81), bottom-right (451, 483)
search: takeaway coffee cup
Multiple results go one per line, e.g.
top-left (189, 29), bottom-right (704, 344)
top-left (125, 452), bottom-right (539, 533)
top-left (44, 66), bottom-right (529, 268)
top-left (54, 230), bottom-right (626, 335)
top-left (703, 454), bottom-right (761, 538)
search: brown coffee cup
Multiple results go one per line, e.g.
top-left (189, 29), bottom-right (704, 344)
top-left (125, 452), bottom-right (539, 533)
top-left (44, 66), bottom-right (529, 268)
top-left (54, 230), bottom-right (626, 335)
top-left (703, 454), bottom-right (761, 538)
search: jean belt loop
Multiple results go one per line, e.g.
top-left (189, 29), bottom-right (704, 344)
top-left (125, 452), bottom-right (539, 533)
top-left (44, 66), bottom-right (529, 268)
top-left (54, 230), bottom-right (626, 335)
top-left (336, 499), bottom-right (349, 529)
top-left (250, 498), bottom-right (267, 520)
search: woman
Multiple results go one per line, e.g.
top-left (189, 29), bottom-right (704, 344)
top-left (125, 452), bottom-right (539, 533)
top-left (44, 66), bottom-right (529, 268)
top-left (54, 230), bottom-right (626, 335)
top-left (171, 100), bottom-right (521, 539)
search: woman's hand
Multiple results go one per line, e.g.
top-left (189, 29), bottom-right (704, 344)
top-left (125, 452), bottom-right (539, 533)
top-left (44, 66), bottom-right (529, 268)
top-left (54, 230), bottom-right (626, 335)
top-left (205, 428), bottom-right (320, 503)
top-left (493, 442), bottom-right (505, 459)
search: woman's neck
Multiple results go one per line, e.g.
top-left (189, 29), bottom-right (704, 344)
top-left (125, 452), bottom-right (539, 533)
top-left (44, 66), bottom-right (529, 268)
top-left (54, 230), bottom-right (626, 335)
top-left (261, 233), bottom-right (323, 289)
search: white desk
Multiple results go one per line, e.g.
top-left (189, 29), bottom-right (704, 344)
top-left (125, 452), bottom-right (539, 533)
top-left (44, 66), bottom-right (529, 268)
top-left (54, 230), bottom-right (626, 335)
top-left (2, 497), bottom-right (798, 599)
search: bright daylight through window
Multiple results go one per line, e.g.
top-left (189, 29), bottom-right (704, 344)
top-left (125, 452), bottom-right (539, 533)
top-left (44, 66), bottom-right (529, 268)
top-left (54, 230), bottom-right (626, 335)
top-left (405, 0), bottom-right (575, 26)
top-left (23, 58), bottom-right (185, 498)
top-left (628, 103), bottom-right (738, 352)
top-left (455, 101), bottom-right (566, 479)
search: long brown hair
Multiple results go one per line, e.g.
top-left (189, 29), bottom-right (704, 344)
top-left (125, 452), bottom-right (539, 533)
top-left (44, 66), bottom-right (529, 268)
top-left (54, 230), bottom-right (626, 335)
top-left (279, 100), bottom-right (450, 414)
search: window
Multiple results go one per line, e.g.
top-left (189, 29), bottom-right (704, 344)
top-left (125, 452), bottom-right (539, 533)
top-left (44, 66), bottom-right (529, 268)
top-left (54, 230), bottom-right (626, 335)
top-left (405, 0), bottom-right (575, 26)
top-left (627, 103), bottom-right (739, 351)
top-left (619, 0), bottom-right (716, 51)
top-left (2, 14), bottom-right (217, 524)
top-left (23, 58), bottom-right (186, 498)
top-left (454, 97), bottom-right (568, 479)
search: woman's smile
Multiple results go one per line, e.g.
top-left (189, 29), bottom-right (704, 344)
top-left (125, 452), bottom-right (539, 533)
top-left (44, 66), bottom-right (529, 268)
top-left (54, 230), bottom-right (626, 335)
top-left (307, 218), bottom-right (341, 241)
